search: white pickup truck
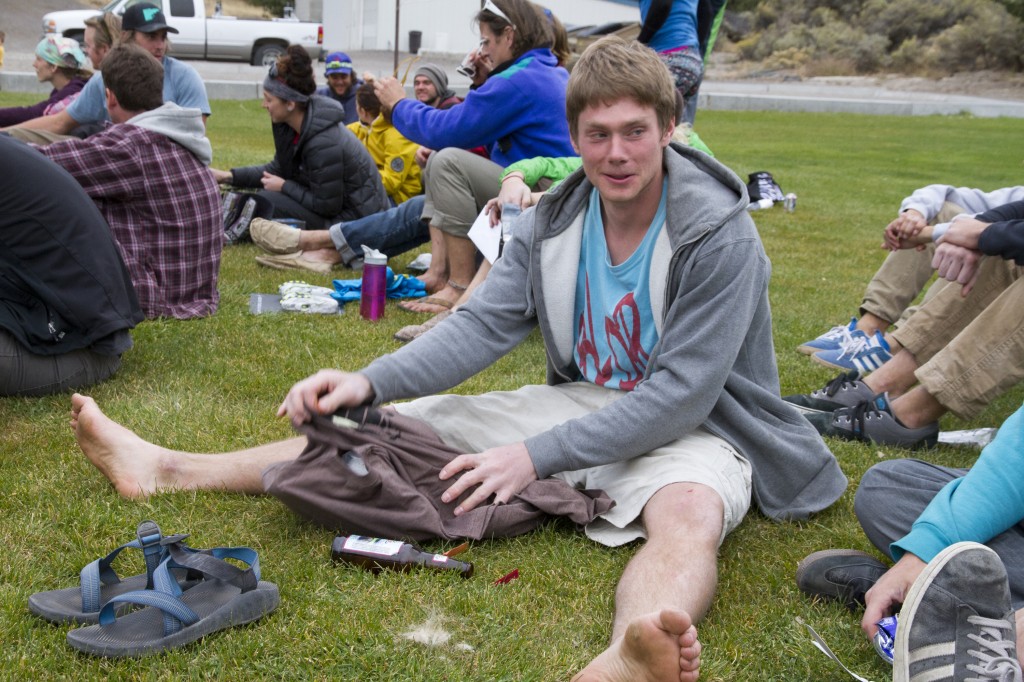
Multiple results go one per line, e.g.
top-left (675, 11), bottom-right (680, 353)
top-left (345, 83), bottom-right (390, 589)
top-left (42, 0), bottom-right (323, 66)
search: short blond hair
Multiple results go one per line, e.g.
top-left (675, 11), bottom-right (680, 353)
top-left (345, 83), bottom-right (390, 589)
top-left (85, 12), bottom-right (121, 54)
top-left (566, 35), bottom-right (676, 141)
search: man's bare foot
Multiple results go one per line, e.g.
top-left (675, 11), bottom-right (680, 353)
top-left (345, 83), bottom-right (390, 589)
top-left (70, 394), bottom-right (174, 499)
top-left (572, 609), bottom-right (701, 682)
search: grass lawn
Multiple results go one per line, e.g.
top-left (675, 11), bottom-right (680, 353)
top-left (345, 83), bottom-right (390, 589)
top-left (1, 90), bottom-right (1023, 679)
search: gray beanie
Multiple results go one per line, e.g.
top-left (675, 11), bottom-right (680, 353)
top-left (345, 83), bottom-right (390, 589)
top-left (414, 63), bottom-right (455, 101)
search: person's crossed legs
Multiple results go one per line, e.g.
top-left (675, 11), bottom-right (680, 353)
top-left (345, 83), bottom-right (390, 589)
top-left (792, 256), bottom-right (1024, 442)
top-left (856, 257), bottom-right (1024, 429)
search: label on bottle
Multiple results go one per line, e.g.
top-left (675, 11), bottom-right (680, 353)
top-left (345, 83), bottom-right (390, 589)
top-left (344, 535), bottom-right (403, 556)
top-left (432, 554), bottom-right (447, 563)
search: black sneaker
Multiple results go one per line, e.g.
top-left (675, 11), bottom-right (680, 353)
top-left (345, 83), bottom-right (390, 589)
top-left (225, 196), bottom-right (257, 244)
top-left (804, 393), bottom-right (939, 449)
top-left (796, 549), bottom-right (888, 609)
top-left (895, 542), bottom-right (1021, 682)
top-left (784, 371), bottom-right (874, 414)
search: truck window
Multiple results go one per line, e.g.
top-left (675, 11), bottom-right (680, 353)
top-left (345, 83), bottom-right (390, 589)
top-left (169, 0), bottom-right (195, 18)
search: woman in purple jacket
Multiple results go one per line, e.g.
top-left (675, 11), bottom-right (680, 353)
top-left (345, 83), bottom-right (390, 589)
top-left (0, 36), bottom-right (92, 127)
top-left (373, 0), bottom-right (575, 311)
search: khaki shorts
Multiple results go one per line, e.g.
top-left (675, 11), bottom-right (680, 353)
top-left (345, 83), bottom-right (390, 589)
top-left (394, 382), bottom-right (752, 547)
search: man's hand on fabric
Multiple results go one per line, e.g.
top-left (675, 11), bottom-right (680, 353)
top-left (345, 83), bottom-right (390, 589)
top-left (438, 442), bottom-right (539, 516)
top-left (277, 370), bottom-right (374, 427)
top-left (861, 553), bottom-right (926, 637)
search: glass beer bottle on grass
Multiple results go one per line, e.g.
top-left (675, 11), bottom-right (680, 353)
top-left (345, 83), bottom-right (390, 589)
top-left (331, 535), bottom-right (474, 578)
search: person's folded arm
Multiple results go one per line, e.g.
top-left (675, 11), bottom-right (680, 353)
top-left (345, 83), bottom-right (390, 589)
top-left (4, 109), bottom-right (77, 134)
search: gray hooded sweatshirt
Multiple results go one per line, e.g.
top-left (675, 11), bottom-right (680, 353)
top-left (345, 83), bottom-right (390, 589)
top-left (362, 142), bottom-right (847, 522)
top-left (127, 102), bottom-right (213, 166)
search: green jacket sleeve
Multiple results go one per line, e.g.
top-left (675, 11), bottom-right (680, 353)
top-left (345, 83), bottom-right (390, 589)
top-left (501, 156), bottom-right (582, 189)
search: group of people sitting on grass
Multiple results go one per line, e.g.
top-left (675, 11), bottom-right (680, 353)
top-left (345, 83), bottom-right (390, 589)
top-left (787, 187), bottom-right (1024, 682)
top-left (5, 0), bottom-right (1024, 679)
top-left (2, 3), bottom-right (219, 396)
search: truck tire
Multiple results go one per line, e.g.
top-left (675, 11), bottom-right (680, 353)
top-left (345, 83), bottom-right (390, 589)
top-left (252, 43), bottom-right (286, 67)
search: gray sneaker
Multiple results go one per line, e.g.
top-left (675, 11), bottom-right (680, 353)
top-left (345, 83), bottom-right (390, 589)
top-left (804, 393), bottom-right (939, 449)
top-left (783, 371), bottom-right (874, 414)
top-left (796, 549), bottom-right (888, 609)
top-left (895, 542), bottom-right (1021, 682)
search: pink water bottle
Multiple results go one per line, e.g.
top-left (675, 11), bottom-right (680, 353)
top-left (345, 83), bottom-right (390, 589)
top-left (359, 246), bottom-right (387, 321)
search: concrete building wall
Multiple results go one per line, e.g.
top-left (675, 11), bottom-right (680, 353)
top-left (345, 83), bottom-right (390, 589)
top-left (321, 0), bottom-right (637, 55)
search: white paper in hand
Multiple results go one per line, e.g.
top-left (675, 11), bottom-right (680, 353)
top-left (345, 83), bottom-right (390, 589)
top-left (467, 207), bottom-right (502, 264)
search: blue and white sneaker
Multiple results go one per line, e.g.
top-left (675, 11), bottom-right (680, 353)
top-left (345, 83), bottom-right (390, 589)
top-left (797, 317), bottom-right (859, 355)
top-left (812, 330), bottom-right (892, 374)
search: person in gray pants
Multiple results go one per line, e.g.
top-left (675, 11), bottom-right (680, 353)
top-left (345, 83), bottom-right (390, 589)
top-left (798, 403), bottom-right (1024, 679)
top-left (0, 134), bottom-right (142, 396)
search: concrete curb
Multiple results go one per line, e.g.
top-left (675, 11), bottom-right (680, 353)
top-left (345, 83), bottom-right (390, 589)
top-left (0, 73), bottom-right (53, 96)
top-left (700, 92), bottom-right (1024, 118)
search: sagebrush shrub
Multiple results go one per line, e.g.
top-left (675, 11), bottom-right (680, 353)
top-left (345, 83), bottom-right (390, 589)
top-left (733, 0), bottom-right (1023, 74)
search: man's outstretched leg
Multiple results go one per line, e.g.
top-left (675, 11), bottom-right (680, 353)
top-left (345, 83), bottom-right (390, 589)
top-left (573, 482), bottom-right (726, 681)
top-left (573, 608), bottom-right (701, 682)
top-left (71, 394), bottom-right (305, 499)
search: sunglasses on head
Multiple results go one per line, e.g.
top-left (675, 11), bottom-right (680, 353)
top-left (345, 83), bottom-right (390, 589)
top-left (483, 0), bottom-right (515, 29)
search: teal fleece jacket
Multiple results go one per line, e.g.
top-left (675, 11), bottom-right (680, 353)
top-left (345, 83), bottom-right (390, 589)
top-left (893, 401), bottom-right (1024, 563)
top-left (361, 142), bottom-right (847, 521)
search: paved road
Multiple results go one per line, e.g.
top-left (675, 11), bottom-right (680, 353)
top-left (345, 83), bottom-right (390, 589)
top-left (2, 0), bottom-right (92, 51)
top-left (5, 46), bottom-right (1023, 118)
top-left (2, 0), bottom-right (1022, 119)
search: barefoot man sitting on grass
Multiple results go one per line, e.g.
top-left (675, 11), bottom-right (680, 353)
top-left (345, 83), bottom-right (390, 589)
top-left (72, 36), bottom-right (846, 681)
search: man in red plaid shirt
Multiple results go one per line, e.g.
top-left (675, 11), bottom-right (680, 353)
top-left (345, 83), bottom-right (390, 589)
top-left (35, 44), bottom-right (221, 319)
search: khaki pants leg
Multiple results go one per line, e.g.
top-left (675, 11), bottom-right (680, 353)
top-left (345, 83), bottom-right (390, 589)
top-left (892, 257), bottom-right (1021, 363)
top-left (421, 148), bottom-right (503, 237)
top-left (914, 273), bottom-right (1024, 419)
top-left (4, 128), bottom-right (76, 145)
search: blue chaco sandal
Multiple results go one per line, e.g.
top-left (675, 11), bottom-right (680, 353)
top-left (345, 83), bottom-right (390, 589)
top-left (28, 520), bottom-right (196, 625)
top-left (66, 544), bottom-right (280, 657)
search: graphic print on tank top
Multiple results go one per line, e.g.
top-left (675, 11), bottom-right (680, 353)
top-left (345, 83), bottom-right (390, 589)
top-left (574, 183), bottom-right (667, 391)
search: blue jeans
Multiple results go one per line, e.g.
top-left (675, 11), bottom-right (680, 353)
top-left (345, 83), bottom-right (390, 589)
top-left (328, 195), bottom-right (428, 266)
